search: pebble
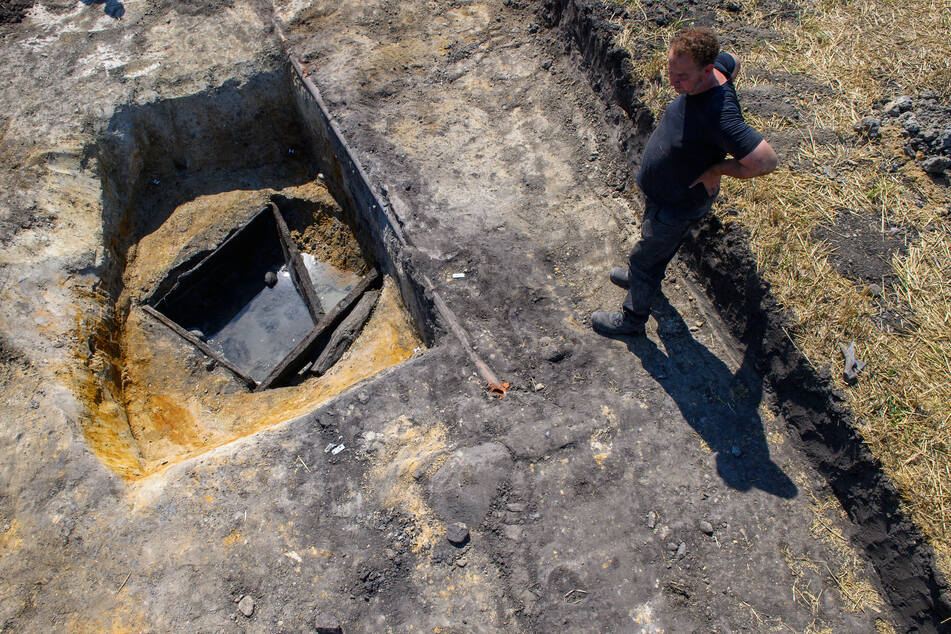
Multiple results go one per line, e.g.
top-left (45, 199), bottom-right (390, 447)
top-left (456, 557), bottom-right (468, 567)
top-left (264, 271), bottom-right (278, 287)
top-left (647, 510), bottom-right (657, 530)
top-left (901, 113), bottom-right (921, 135)
top-left (699, 520), bottom-right (714, 536)
top-left (921, 156), bottom-right (951, 175)
top-left (667, 541), bottom-right (679, 552)
top-left (447, 522), bottom-right (470, 546)
top-left (314, 610), bottom-right (343, 633)
top-left (502, 524), bottom-right (523, 541)
top-left (940, 128), bottom-right (951, 151)
top-left (884, 95), bottom-right (913, 117)
top-left (237, 595), bottom-right (254, 617)
top-left (676, 542), bottom-right (687, 559)
top-left (853, 116), bottom-right (881, 138)
top-left (867, 283), bottom-right (883, 298)
top-left (506, 502), bottom-right (527, 513)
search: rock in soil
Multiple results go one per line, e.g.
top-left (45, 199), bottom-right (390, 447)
top-left (314, 610), bottom-right (343, 633)
top-left (446, 522), bottom-right (470, 546)
top-left (237, 595), bottom-right (254, 617)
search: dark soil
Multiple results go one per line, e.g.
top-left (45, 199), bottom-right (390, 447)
top-left (0, 0), bottom-right (33, 25)
top-left (811, 210), bottom-right (919, 332)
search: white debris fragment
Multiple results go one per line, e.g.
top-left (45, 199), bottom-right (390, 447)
top-left (451, 272), bottom-right (466, 279)
top-left (284, 550), bottom-right (303, 563)
top-left (331, 444), bottom-right (346, 455)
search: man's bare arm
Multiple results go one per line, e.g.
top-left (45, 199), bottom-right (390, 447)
top-left (691, 139), bottom-right (778, 195)
top-left (718, 139), bottom-right (778, 178)
top-left (724, 52), bottom-right (741, 80)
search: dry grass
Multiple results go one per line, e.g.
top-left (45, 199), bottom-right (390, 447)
top-left (612, 0), bottom-right (951, 574)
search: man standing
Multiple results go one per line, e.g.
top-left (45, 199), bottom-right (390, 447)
top-left (592, 27), bottom-right (777, 337)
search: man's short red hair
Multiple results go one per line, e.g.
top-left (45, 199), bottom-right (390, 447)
top-left (669, 27), bottom-right (719, 68)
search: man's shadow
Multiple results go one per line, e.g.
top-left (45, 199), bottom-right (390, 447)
top-left (626, 294), bottom-right (797, 499)
top-left (81, 0), bottom-right (125, 19)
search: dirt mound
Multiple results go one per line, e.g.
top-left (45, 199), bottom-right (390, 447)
top-left (859, 93), bottom-right (951, 179)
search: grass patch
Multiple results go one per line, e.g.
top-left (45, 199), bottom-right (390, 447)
top-left (611, 0), bottom-right (951, 574)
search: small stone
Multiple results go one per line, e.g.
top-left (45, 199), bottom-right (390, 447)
top-left (667, 541), bottom-right (679, 552)
top-left (506, 502), bottom-right (527, 513)
top-left (447, 522), bottom-right (469, 546)
top-left (699, 520), bottom-right (714, 536)
top-left (237, 595), bottom-right (254, 617)
top-left (921, 155), bottom-right (951, 175)
top-left (900, 113), bottom-right (921, 135)
top-left (264, 271), bottom-right (278, 287)
top-left (940, 129), bottom-right (951, 152)
top-left (357, 392), bottom-right (369, 404)
top-left (314, 610), bottom-right (342, 633)
top-left (676, 542), bottom-right (687, 559)
top-left (884, 95), bottom-right (913, 117)
top-left (647, 511), bottom-right (657, 529)
top-left (501, 524), bottom-right (523, 541)
top-left (867, 283), bottom-right (883, 298)
top-left (188, 328), bottom-right (205, 342)
top-left (456, 557), bottom-right (468, 567)
top-left (853, 116), bottom-right (880, 138)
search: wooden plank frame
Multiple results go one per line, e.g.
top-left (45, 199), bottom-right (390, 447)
top-left (255, 268), bottom-right (380, 391)
top-left (268, 201), bottom-right (324, 322)
top-left (141, 305), bottom-right (258, 390)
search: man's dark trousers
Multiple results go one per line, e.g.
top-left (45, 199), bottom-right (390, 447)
top-left (622, 200), bottom-right (706, 326)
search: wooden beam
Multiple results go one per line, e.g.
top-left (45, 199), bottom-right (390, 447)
top-left (309, 289), bottom-right (379, 377)
top-left (269, 201), bottom-right (324, 322)
top-left (255, 268), bottom-right (380, 391)
top-left (141, 305), bottom-right (258, 390)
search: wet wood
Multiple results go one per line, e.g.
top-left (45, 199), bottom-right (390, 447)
top-left (269, 201), bottom-right (324, 322)
top-left (309, 289), bottom-right (380, 377)
top-left (141, 305), bottom-right (258, 390)
top-left (255, 268), bottom-right (381, 391)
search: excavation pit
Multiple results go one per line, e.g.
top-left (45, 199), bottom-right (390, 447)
top-left (146, 201), bottom-right (374, 388)
top-left (74, 64), bottom-right (429, 478)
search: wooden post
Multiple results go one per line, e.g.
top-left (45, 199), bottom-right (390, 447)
top-left (309, 289), bottom-right (380, 377)
top-left (141, 305), bottom-right (258, 390)
top-left (255, 268), bottom-right (380, 391)
top-left (269, 201), bottom-right (324, 322)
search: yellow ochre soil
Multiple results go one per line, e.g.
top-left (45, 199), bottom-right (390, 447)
top-left (72, 181), bottom-right (420, 478)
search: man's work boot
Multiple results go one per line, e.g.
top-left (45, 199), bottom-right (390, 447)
top-left (591, 311), bottom-right (645, 337)
top-left (609, 267), bottom-right (630, 289)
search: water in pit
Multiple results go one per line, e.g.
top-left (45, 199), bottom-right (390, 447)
top-left (205, 255), bottom-right (360, 382)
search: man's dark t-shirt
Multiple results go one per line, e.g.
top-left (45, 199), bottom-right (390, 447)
top-left (637, 52), bottom-right (762, 217)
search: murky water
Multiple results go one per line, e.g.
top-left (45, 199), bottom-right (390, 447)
top-left (205, 266), bottom-right (314, 381)
top-left (302, 253), bottom-right (361, 310)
